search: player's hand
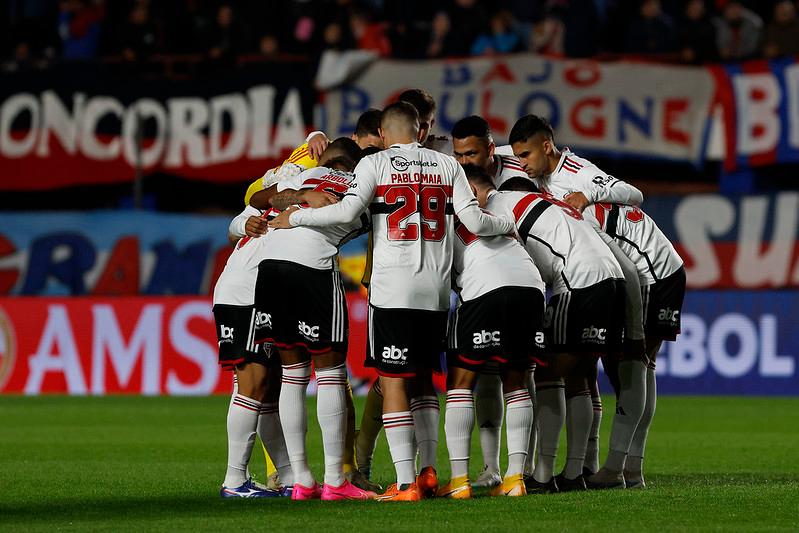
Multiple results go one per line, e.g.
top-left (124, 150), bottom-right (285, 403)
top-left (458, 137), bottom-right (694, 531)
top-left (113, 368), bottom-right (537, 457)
top-left (302, 190), bottom-right (339, 208)
top-left (307, 133), bottom-right (329, 160)
top-left (564, 191), bottom-right (590, 212)
top-left (244, 216), bottom-right (268, 237)
top-left (268, 206), bottom-right (299, 229)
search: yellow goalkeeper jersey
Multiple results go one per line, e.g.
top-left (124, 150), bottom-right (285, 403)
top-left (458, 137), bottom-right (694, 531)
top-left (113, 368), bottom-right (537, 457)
top-left (243, 143), bottom-right (318, 205)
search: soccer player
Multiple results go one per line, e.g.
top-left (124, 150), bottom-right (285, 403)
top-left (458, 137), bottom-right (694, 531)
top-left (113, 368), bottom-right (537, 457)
top-left (438, 163), bottom-right (546, 499)
top-left (269, 102), bottom-right (515, 501)
top-left (450, 115), bottom-right (539, 488)
top-left (471, 166), bottom-right (626, 494)
top-left (244, 138), bottom-right (376, 501)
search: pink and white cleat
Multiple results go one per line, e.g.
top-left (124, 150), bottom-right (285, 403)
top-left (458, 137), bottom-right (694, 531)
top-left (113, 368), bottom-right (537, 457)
top-left (321, 480), bottom-right (377, 501)
top-left (291, 482), bottom-right (322, 500)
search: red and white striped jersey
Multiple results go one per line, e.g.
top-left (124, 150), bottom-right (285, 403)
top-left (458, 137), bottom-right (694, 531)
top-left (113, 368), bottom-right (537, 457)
top-left (587, 203), bottom-right (683, 284)
top-left (289, 142), bottom-right (514, 311)
top-left (493, 154), bottom-right (537, 191)
top-left (214, 206), bottom-right (266, 307)
top-left (453, 214), bottom-right (545, 302)
top-left (486, 190), bottom-right (623, 295)
top-left (259, 166), bottom-right (369, 270)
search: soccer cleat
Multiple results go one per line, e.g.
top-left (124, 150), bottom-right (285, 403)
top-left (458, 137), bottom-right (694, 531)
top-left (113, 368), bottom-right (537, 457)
top-left (278, 485), bottom-right (294, 497)
top-left (489, 474), bottom-right (527, 497)
top-left (416, 466), bottom-right (439, 498)
top-left (321, 480), bottom-right (377, 501)
top-left (524, 474), bottom-right (559, 494)
top-left (555, 472), bottom-right (587, 492)
top-left (472, 467), bottom-right (502, 489)
top-left (624, 470), bottom-right (647, 489)
top-left (436, 475), bottom-right (472, 499)
top-left (291, 481), bottom-right (323, 500)
top-left (582, 466), bottom-right (597, 478)
top-left (220, 478), bottom-right (283, 498)
top-left (586, 467), bottom-right (625, 490)
top-left (347, 469), bottom-right (383, 493)
top-left (376, 483), bottom-right (421, 502)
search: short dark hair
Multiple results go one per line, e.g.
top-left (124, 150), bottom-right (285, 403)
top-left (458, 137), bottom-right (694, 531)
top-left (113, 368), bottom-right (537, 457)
top-left (361, 146), bottom-right (382, 157)
top-left (451, 115), bottom-right (492, 141)
top-left (398, 88), bottom-right (436, 121)
top-left (354, 108), bottom-right (382, 138)
top-left (381, 101), bottom-right (419, 129)
top-left (462, 163), bottom-right (494, 189)
top-left (508, 115), bottom-right (555, 145)
top-left (321, 137), bottom-right (363, 171)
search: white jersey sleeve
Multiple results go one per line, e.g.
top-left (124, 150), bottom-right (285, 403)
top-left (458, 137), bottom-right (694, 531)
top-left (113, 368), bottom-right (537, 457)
top-left (549, 151), bottom-right (643, 205)
top-left (228, 205), bottom-right (263, 238)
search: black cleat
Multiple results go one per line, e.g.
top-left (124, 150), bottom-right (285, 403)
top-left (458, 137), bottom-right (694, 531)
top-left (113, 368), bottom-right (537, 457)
top-left (586, 467), bottom-right (626, 490)
top-left (524, 474), bottom-right (559, 494)
top-left (582, 466), bottom-right (597, 478)
top-left (555, 472), bottom-right (587, 492)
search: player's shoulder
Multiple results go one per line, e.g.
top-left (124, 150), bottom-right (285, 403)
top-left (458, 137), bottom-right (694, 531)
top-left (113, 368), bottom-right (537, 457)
top-left (560, 149), bottom-right (605, 178)
top-left (284, 142), bottom-right (317, 169)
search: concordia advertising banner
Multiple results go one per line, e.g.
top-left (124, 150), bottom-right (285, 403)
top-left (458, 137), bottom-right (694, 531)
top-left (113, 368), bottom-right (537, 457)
top-left (0, 292), bottom-right (795, 396)
top-left (0, 63), bottom-right (315, 190)
top-left (319, 54), bottom-right (715, 164)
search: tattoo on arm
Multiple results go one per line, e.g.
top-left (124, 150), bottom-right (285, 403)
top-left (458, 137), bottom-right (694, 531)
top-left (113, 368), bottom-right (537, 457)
top-left (270, 190), bottom-right (306, 210)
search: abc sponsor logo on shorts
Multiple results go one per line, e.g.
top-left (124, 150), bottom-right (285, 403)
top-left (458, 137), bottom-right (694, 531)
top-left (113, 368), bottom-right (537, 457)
top-left (473, 330), bottom-right (500, 348)
top-left (219, 325), bottom-right (234, 342)
top-left (581, 326), bottom-right (606, 343)
top-left (658, 308), bottom-right (680, 324)
top-left (255, 312), bottom-right (272, 328)
top-left (298, 321), bottom-right (320, 340)
top-left (381, 345), bottom-right (408, 363)
top-left (535, 331), bottom-right (545, 348)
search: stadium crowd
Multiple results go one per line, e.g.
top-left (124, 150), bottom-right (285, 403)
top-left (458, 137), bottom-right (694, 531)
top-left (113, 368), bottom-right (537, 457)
top-left (3, 0), bottom-right (799, 71)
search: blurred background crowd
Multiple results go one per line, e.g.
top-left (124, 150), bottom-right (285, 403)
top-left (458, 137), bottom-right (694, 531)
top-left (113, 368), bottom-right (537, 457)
top-left (3, 0), bottom-right (799, 73)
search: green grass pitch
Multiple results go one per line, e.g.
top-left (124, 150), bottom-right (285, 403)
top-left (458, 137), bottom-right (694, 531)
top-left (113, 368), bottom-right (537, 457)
top-left (1, 395), bottom-right (798, 532)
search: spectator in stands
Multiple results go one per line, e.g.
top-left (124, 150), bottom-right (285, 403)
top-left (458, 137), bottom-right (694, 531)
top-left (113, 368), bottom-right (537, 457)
top-left (714, 0), bottom-right (763, 61)
top-left (762, 0), bottom-right (799, 59)
top-left (426, 11), bottom-right (458, 58)
top-left (624, 0), bottom-right (676, 56)
top-left (678, 0), bottom-right (719, 64)
top-left (207, 3), bottom-right (249, 61)
top-left (349, 8), bottom-right (391, 57)
top-left (258, 34), bottom-right (280, 58)
top-left (530, 8), bottom-right (565, 55)
top-left (119, 0), bottom-right (158, 62)
top-left (471, 10), bottom-right (524, 56)
top-left (58, 0), bottom-right (105, 60)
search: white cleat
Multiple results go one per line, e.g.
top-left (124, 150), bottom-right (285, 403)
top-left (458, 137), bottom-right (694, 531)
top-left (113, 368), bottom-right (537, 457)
top-left (472, 468), bottom-right (502, 488)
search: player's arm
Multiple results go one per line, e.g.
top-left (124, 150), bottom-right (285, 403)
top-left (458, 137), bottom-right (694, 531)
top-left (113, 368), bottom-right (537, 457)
top-left (566, 166), bottom-right (643, 211)
top-left (250, 172), bottom-right (338, 210)
top-left (452, 164), bottom-right (515, 236)
top-left (228, 205), bottom-right (267, 243)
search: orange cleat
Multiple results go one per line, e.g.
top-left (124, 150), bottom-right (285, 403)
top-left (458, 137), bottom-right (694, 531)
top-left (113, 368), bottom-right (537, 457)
top-left (489, 474), bottom-right (527, 497)
top-left (436, 475), bottom-right (472, 499)
top-left (376, 483), bottom-right (421, 502)
top-left (416, 466), bottom-right (439, 498)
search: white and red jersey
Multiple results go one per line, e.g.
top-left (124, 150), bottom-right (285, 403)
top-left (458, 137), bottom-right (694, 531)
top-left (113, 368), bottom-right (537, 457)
top-left (492, 154), bottom-right (537, 191)
top-left (290, 142), bottom-right (514, 311)
top-left (259, 166), bottom-right (369, 270)
top-left (214, 206), bottom-right (268, 307)
top-left (486, 190), bottom-right (623, 295)
top-left (534, 149), bottom-right (643, 206)
top-left (587, 203), bottom-right (683, 285)
top-left (453, 215), bottom-right (545, 302)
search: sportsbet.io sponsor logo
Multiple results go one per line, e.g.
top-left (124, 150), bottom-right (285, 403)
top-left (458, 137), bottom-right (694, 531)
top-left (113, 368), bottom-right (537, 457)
top-left (0, 307), bottom-right (16, 392)
top-left (390, 156), bottom-right (438, 172)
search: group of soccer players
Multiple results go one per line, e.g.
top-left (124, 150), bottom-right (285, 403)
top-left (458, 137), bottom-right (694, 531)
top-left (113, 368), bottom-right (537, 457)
top-left (212, 88), bottom-right (686, 501)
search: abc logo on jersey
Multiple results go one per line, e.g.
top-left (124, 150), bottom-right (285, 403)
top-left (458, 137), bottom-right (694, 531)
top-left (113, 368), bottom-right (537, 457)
top-left (581, 326), bottom-right (606, 342)
top-left (473, 330), bottom-right (500, 347)
top-left (382, 345), bottom-right (408, 361)
top-left (255, 312), bottom-right (272, 328)
top-left (659, 308), bottom-right (680, 323)
top-left (298, 321), bottom-right (320, 339)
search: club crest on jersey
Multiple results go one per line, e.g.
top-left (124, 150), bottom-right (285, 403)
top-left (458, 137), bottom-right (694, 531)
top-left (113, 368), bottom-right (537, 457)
top-left (581, 326), bottom-right (606, 342)
top-left (381, 345), bottom-right (408, 361)
top-left (255, 312), bottom-right (272, 329)
top-left (658, 308), bottom-right (680, 323)
top-left (473, 330), bottom-right (500, 348)
top-left (298, 321), bottom-right (320, 340)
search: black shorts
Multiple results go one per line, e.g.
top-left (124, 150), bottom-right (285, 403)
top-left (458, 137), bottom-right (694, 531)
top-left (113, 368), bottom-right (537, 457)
top-left (365, 305), bottom-right (448, 377)
top-left (545, 279), bottom-right (625, 355)
top-left (213, 304), bottom-right (278, 369)
top-left (447, 287), bottom-right (546, 372)
top-left (254, 260), bottom-right (348, 355)
top-left (642, 266), bottom-right (686, 342)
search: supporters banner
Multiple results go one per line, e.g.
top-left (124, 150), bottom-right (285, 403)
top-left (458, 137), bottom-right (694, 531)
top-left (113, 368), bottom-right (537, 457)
top-left (0, 293), bottom-right (796, 396)
top-left (712, 58), bottom-right (799, 170)
top-left (319, 54), bottom-right (715, 164)
top-left (0, 63), bottom-right (315, 191)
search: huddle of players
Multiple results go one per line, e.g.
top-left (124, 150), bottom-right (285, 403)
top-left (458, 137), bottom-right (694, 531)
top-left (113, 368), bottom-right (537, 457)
top-left (213, 88), bottom-right (686, 501)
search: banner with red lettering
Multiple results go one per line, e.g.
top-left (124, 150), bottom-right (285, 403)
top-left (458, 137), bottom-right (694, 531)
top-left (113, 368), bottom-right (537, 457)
top-left (0, 62), bottom-right (315, 191)
top-left (319, 55), bottom-right (715, 164)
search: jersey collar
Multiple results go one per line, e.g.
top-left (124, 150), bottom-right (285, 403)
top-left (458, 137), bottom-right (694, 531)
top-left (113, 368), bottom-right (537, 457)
top-left (390, 142), bottom-right (423, 149)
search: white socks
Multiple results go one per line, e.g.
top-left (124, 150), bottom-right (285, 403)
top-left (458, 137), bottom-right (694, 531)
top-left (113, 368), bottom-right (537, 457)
top-left (474, 373), bottom-right (503, 474)
top-left (279, 361), bottom-right (314, 487)
top-left (585, 393), bottom-right (602, 473)
top-left (224, 394), bottom-right (261, 487)
top-left (533, 382), bottom-right (565, 483)
top-left (525, 369), bottom-right (537, 475)
top-left (256, 402), bottom-right (293, 485)
top-left (606, 359), bottom-right (647, 472)
top-left (564, 393), bottom-right (592, 479)
top-left (445, 389), bottom-right (474, 479)
top-left (316, 364), bottom-right (348, 486)
top-left (504, 389), bottom-right (533, 478)
top-left (356, 380), bottom-right (384, 475)
top-left (384, 411), bottom-right (416, 485)
top-left (628, 363), bottom-right (657, 473)
top-left (410, 395), bottom-right (440, 470)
